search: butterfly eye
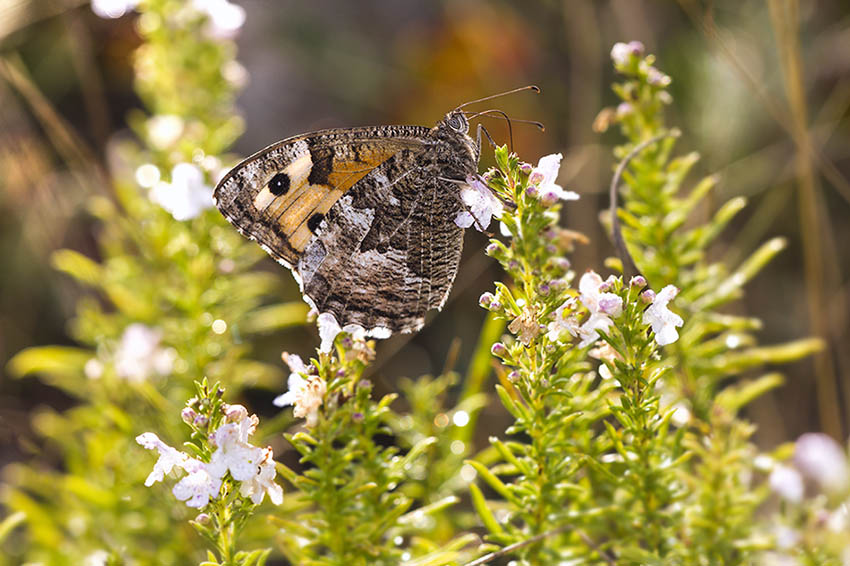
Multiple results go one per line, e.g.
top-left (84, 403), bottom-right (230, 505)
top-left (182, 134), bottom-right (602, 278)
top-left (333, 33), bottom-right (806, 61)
top-left (447, 114), bottom-right (463, 131)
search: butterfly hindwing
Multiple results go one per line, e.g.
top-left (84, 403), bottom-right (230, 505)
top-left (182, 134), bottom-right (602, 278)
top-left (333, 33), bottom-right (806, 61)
top-left (296, 149), bottom-right (465, 334)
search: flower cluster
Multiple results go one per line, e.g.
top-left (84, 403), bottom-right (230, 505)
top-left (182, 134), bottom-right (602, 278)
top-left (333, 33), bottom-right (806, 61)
top-left (84, 323), bottom-right (176, 382)
top-left (274, 353), bottom-right (327, 427)
top-left (537, 270), bottom-right (682, 351)
top-left (147, 162), bottom-right (215, 221)
top-left (769, 433), bottom-right (850, 502)
top-left (137, 398), bottom-right (282, 508)
top-left (610, 41), bottom-right (671, 87)
top-left (765, 433), bottom-right (850, 563)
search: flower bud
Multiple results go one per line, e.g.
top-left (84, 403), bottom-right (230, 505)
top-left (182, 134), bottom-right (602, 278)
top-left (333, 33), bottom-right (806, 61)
top-left (352, 412), bottom-right (364, 423)
top-left (519, 162), bottom-right (532, 174)
top-left (540, 191), bottom-right (559, 207)
top-left (550, 257), bottom-right (571, 272)
top-left (627, 40), bottom-right (645, 56)
top-left (490, 301), bottom-right (503, 311)
top-left (193, 414), bottom-right (209, 427)
top-left (616, 102), bottom-right (633, 118)
top-left (491, 342), bottom-right (508, 357)
top-left (507, 370), bottom-right (520, 383)
top-left (538, 283), bottom-right (550, 296)
top-left (545, 244), bottom-right (558, 255)
top-left (641, 289), bottom-right (656, 304)
top-left (598, 295), bottom-right (623, 316)
top-left (508, 260), bottom-right (521, 272)
top-left (195, 513), bottom-right (211, 526)
top-left (181, 407), bottom-right (197, 424)
top-left (629, 275), bottom-right (647, 288)
top-left (526, 184), bottom-right (539, 198)
top-left (646, 66), bottom-right (671, 87)
top-left (549, 279), bottom-right (566, 291)
top-left (610, 42), bottom-right (631, 66)
top-left (479, 292), bottom-right (495, 308)
top-left (529, 171), bottom-right (544, 185)
top-left (485, 242), bottom-right (506, 259)
top-left (224, 403), bottom-right (248, 422)
top-left (336, 368), bottom-right (346, 378)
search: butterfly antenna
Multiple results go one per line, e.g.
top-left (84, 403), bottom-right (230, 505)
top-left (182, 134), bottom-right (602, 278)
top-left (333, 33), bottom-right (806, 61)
top-left (467, 109), bottom-right (545, 152)
top-left (468, 110), bottom-right (545, 131)
top-left (456, 85), bottom-right (540, 110)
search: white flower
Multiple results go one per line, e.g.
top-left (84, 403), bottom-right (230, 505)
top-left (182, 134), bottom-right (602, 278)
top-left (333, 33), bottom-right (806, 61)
top-left (316, 312), bottom-right (368, 354)
top-left (136, 432), bottom-right (191, 486)
top-left (239, 447), bottom-right (283, 505)
top-left (192, 0), bottom-right (246, 39)
top-left (135, 163), bottom-right (161, 188)
top-left (147, 115), bottom-right (184, 149)
top-left (274, 354), bottom-right (326, 427)
top-left (115, 324), bottom-right (175, 382)
top-left (768, 464), bottom-right (804, 503)
top-left (455, 175), bottom-right (503, 231)
top-left (546, 298), bottom-right (579, 341)
top-left (529, 154), bottom-right (579, 205)
top-left (83, 550), bottom-right (110, 566)
top-left (207, 417), bottom-right (262, 482)
top-left (610, 41), bottom-right (644, 66)
top-left (610, 42), bottom-right (632, 66)
top-left (139, 408), bottom-right (282, 508)
top-left (317, 313), bottom-right (342, 353)
top-left (150, 163), bottom-right (214, 221)
top-left (84, 358), bottom-right (104, 379)
top-left (794, 432), bottom-right (849, 494)
top-left (172, 458), bottom-right (222, 509)
top-left (589, 341), bottom-right (620, 380)
top-left (773, 525), bottom-right (800, 550)
top-left (91, 0), bottom-right (138, 19)
top-left (575, 271), bottom-right (623, 347)
top-left (642, 285), bottom-right (683, 346)
top-left (137, 432), bottom-right (220, 507)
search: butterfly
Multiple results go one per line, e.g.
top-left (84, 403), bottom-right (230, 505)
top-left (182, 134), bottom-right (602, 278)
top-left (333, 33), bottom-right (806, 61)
top-left (214, 88), bottom-right (537, 337)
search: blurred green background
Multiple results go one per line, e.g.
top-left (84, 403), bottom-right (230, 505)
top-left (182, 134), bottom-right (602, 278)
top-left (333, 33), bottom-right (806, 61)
top-left (1, 0), bottom-right (848, 471)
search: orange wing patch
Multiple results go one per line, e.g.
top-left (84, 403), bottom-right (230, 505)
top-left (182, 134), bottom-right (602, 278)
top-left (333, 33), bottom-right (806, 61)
top-left (256, 142), bottom-right (400, 252)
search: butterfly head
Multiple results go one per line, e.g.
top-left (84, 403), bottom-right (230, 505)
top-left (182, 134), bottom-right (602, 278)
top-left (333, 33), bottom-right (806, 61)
top-left (440, 111), bottom-right (470, 135)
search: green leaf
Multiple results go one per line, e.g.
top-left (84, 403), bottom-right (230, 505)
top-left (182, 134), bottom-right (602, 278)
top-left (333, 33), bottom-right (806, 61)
top-left (51, 249), bottom-right (104, 287)
top-left (7, 346), bottom-right (92, 379)
top-left (716, 373), bottom-right (785, 414)
top-left (469, 482), bottom-right (503, 535)
top-left (241, 302), bottom-right (309, 334)
top-left (465, 460), bottom-right (520, 506)
top-left (0, 512), bottom-right (25, 545)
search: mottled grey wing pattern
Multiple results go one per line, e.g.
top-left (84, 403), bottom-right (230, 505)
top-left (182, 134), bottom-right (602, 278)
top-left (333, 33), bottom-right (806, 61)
top-left (214, 123), bottom-right (474, 335)
top-left (298, 149), bottom-right (466, 334)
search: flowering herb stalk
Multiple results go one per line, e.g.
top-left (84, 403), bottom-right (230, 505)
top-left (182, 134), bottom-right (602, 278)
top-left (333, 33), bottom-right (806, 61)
top-left (601, 41), bottom-right (822, 564)
top-left (137, 380), bottom-right (281, 565)
top-left (465, 144), bottom-right (689, 564)
top-left (4, 2), bottom-right (301, 564)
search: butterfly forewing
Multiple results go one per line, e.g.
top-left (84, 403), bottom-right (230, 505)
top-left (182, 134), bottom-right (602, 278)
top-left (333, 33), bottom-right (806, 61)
top-left (214, 126), bottom-right (429, 266)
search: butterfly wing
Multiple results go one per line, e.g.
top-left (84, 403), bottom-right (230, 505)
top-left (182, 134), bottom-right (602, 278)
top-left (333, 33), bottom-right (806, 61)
top-left (214, 126), bottom-right (468, 334)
